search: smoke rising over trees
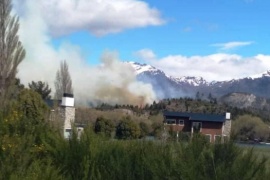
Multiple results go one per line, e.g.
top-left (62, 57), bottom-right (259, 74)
top-left (14, 0), bottom-right (157, 106)
top-left (54, 60), bottom-right (73, 100)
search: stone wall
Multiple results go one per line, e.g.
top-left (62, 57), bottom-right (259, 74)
top-left (60, 106), bottom-right (75, 130)
top-left (223, 119), bottom-right (231, 137)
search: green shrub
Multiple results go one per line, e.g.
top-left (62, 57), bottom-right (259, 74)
top-left (94, 116), bottom-right (115, 138)
top-left (116, 117), bottom-right (140, 139)
top-left (139, 122), bottom-right (150, 138)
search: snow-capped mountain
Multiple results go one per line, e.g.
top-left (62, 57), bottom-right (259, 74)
top-left (170, 76), bottom-right (209, 86)
top-left (249, 70), bottom-right (270, 79)
top-left (128, 62), bottom-right (270, 99)
top-left (129, 61), bottom-right (208, 87)
top-left (129, 62), bottom-right (160, 75)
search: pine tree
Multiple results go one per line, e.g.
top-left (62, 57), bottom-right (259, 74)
top-left (28, 81), bottom-right (51, 100)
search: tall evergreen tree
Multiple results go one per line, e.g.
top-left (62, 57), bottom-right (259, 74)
top-left (0, 0), bottom-right (26, 111)
top-left (54, 60), bottom-right (73, 100)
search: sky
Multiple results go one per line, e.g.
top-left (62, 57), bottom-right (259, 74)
top-left (52, 0), bottom-right (270, 60)
top-left (13, 0), bottom-right (270, 84)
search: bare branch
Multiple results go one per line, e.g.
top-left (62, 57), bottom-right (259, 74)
top-left (54, 60), bottom-right (73, 100)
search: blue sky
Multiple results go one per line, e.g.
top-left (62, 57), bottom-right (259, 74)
top-left (14, 0), bottom-right (270, 83)
top-left (51, 0), bottom-right (270, 64)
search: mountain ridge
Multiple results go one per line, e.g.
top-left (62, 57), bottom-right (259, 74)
top-left (128, 61), bottom-right (270, 99)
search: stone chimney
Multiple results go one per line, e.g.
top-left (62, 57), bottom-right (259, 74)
top-left (61, 93), bottom-right (75, 138)
top-left (225, 112), bottom-right (231, 120)
top-left (223, 112), bottom-right (231, 139)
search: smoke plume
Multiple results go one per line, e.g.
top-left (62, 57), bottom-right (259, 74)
top-left (13, 0), bottom-right (157, 106)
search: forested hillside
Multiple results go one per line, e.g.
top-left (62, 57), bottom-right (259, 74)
top-left (74, 97), bottom-right (270, 142)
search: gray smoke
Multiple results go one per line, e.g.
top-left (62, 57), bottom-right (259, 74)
top-left (13, 0), bottom-right (157, 106)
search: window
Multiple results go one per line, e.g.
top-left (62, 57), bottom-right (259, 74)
top-left (214, 135), bottom-right (221, 143)
top-left (64, 128), bottom-right (72, 139)
top-left (178, 120), bottom-right (184, 126)
top-left (205, 134), bottom-right (211, 142)
top-left (222, 134), bottom-right (229, 142)
top-left (192, 122), bottom-right (202, 133)
top-left (166, 119), bottom-right (176, 125)
top-left (223, 135), bottom-right (229, 142)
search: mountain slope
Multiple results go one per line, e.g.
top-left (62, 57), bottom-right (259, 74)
top-left (128, 62), bottom-right (270, 99)
top-left (219, 92), bottom-right (268, 109)
top-left (129, 62), bottom-right (207, 99)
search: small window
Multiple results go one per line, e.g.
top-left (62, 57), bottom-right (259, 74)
top-left (166, 119), bottom-right (176, 125)
top-left (223, 135), bottom-right (229, 142)
top-left (205, 134), bottom-right (211, 142)
top-left (64, 129), bottom-right (72, 139)
top-left (214, 135), bottom-right (221, 143)
top-left (178, 120), bottom-right (184, 126)
top-left (192, 122), bottom-right (202, 133)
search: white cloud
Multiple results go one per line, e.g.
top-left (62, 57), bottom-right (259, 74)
top-left (136, 50), bottom-right (270, 81)
top-left (13, 0), bottom-right (164, 36)
top-left (212, 41), bottom-right (253, 51)
top-left (135, 49), bottom-right (156, 60)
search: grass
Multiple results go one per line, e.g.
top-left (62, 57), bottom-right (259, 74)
top-left (241, 145), bottom-right (270, 172)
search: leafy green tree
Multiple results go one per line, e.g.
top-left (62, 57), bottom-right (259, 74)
top-left (28, 81), bottom-right (51, 100)
top-left (139, 122), bottom-right (150, 138)
top-left (5, 78), bottom-right (24, 103)
top-left (94, 116), bottom-right (115, 138)
top-left (0, 88), bottom-right (52, 179)
top-left (151, 122), bottom-right (164, 139)
top-left (116, 117), bottom-right (140, 139)
top-left (17, 89), bottom-right (48, 119)
top-left (15, 89), bottom-right (49, 135)
top-left (232, 115), bottom-right (270, 141)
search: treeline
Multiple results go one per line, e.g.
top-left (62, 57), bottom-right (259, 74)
top-left (96, 96), bottom-right (268, 121)
top-left (96, 100), bottom-right (166, 115)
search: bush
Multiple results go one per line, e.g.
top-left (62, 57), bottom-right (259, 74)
top-left (94, 116), bottom-right (115, 138)
top-left (151, 122), bottom-right (164, 139)
top-left (233, 115), bottom-right (270, 141)
top-left (116, 117), bottom-right (140, 139)
top-left (139, 122), bottom-right (150, 138)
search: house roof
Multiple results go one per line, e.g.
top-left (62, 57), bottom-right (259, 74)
top-left (44, 99), bottom-right (61, 108)
top-left (163, 111), bottom-right (226, 122)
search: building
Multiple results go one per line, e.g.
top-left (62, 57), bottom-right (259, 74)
top-left (49, 93), bottom-right (84, 139)
top-left (163, 111), bottom-right (231, 142)
top-left (60, 93), bottom-right (76, 138)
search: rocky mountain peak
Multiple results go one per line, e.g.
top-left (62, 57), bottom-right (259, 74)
top-left (127, 61), bottom-right (270, 99)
